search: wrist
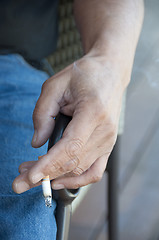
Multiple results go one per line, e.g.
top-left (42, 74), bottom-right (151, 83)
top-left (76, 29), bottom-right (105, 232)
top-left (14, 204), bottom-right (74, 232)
top-left (83, 41), bottom-right (133, 90)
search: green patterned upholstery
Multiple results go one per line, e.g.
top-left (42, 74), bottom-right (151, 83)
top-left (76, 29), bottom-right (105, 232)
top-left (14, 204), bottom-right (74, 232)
top-left (47, 0), bottom-right (83, 73)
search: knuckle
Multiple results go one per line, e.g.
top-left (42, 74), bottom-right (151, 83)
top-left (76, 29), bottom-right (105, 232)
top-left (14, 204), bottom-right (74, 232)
top-left (65, 138), bottom-right (83, 160)
top-left (107, 122), bottom-right (117, 142)
top-left (62, 159), bottom-right (79, 173)
top-left (18, 163), bottom-right (24, 173)
top-left (91, 99), bottom-right (107, 122)
top-left (41, 79), bottom-right (49, 92)
top-left (46, 156), bottom-right (62, 176)
top-left (72, 182), bottom-right (81, 189)
top-left (91, 171), bottom-right (103, 183)
top-left (72, 166), bottom-right (84, 176)
top-left (109, 123), bottom-right (117, 137)
top-left (41, 77), bottom-right (54, 93)
top-left (100, 116), bottom-right (117, 140)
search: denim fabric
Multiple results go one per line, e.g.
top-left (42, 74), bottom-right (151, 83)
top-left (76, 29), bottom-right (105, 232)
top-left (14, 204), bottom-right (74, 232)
top-left (0, 54), bottom-right (57, 240)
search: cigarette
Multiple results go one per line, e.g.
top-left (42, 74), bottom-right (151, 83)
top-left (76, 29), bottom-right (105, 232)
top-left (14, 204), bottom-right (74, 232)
top-left (38, 156), bottom-right (52, 208)
top-left (42, 175), bottom-right (52, 208)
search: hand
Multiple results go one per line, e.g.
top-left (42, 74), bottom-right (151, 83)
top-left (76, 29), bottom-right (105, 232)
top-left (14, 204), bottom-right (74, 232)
top-left (12, 55), bottom-right (127, 193)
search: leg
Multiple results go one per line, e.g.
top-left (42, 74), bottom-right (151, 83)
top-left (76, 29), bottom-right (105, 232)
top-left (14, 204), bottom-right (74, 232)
top-left (0, 54), bottom-right (57, 240)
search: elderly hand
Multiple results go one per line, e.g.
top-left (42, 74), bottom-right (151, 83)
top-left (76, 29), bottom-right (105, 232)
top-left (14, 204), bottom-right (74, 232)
top-left (12, 54), bottom-right (127, 193)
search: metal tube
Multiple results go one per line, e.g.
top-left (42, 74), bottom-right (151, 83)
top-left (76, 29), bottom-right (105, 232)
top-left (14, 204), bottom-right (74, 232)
top-left (107, 137), bottom-right (120, 240)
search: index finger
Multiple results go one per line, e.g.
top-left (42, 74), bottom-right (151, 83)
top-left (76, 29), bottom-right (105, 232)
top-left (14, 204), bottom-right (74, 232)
top-left (28, 104), bottom-right (99, 184)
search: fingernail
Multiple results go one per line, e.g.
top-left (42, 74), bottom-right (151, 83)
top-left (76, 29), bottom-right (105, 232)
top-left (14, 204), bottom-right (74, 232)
top-left (14, 181), bottom-right (30, 194)
top-left (31, 130), bottom-right (38, 145)
top-left (52, 183), bottom-right (64, 190)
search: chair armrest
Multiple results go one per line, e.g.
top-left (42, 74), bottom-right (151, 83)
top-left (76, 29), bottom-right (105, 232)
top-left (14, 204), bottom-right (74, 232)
top-left (48, 113), bottom-right (80, 240)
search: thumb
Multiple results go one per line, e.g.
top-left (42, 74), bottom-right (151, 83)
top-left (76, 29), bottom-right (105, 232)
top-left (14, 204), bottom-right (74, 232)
top-left (31, 68), bottom-right (70, 148)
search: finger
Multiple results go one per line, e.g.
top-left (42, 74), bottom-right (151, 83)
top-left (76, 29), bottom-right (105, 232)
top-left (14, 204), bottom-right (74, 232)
top-left (28, 106), bottom-right (98, 185)
top-left (19, 161), bottom-right (37, 173)
top-left (51, 155), bottom-right (108, 189)
top-left (68, 121), bottom-right (115, 177)
top-left (12, 170), bottom-right (41, 194)
top-left (32, 68), bottom-right (71, 148)
top-left (15, 106), bottom-right (114, 193)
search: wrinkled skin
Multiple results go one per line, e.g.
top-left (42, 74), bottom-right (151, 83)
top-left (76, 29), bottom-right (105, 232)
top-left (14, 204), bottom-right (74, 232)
top-left (12, 56), bottom-right (126, 193)
top-left (12, 0), bottom-right (144, 193)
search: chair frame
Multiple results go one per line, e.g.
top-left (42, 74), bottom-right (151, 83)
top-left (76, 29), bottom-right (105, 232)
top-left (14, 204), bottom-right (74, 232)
top-left (48, 113), bottom-right (119, 240)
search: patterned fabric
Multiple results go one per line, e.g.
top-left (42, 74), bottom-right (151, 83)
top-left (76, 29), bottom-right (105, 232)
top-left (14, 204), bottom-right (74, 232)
top-left (48, 0), bottom-right (82, 72)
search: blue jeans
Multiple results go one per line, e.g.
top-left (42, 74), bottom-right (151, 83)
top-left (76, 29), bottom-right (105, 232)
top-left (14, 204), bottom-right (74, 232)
top-left (0, 54), bottom-right (57, 240)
